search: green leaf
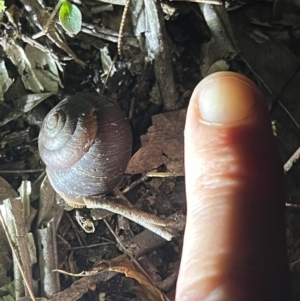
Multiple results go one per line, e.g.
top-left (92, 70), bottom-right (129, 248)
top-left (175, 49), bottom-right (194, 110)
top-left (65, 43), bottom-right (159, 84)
top-left (0, 0), bottom-right (6, 12)
top-left (59, 1), bottom-right (82, 35)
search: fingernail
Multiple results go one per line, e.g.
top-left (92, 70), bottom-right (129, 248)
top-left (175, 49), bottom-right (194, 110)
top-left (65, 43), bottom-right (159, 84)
top-left (196, 72), bottom-right (262, 124)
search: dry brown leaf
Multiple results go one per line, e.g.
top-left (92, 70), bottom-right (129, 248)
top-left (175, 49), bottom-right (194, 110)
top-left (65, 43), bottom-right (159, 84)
top-left (110, 265), bottom-right (166, 301)
top-left (126, 109), bottom-right (186, 174)
top-left (106, 255), bottom-right (167, 301)
top-left (54, 254), bottom-right (167, 301)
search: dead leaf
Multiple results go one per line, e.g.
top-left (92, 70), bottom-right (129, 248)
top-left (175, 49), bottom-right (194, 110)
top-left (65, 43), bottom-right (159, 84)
top-left (0, 93), bottom-right (53, 126)
top-left (126, 109), bottom-right (186, 174)
top-left (199, 4), bottom-right (238, 77)
top-left (0, 176), bottom-right (18, 283)
top-left (0, 60), bottom-right (14, 101)
top-left (1, 39), bottom-right (44, 93)
top-left (54, 254), bottom-right (167, 301)
top-left (100, 45), bottom-right (116, 77)
top-left (25, 44), bottom-right (63, 93)
top-left (101, 255), bottom-right (167, 301)
top-left (0, 198), bottom-right (38, 297)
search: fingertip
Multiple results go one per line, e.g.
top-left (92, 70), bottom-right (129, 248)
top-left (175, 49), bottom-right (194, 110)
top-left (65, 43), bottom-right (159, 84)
top-left (177, 72), bottom-right (289, 301)
top-left (189, 71), bottom-right (267, 125)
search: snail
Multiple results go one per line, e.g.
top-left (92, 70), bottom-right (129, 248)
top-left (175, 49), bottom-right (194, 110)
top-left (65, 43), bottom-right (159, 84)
top-left (38, 93), bottom-right (132, 207)
top-left (38, 93), bottom-right (184, 240)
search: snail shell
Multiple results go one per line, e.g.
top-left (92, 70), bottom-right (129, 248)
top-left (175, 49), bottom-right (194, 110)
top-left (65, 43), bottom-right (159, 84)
top-left (38, 93), bottom-right (132, 206)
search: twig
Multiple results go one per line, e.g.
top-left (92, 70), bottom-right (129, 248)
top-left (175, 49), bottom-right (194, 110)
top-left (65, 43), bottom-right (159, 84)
top-left (68, 242), bottom-right (114, 251)
top-left (278, 99), bottom-right (300, 130)
top-left (284, 146), bottom-right (300, 173)
top-left (0, 169), bottom-right (44, 173)
top-left (113, 188), bottom-right (135, 208)
top-left (121, 175), bottom-right (148, 194)
top-left (57, 233), bottom-right (72, 249)
top-left (118, 0), bottom-right (130, 58)
top-left (84, 196), bottom-right (179, 240)
top-left (66, 212), bottom-right (85, 246)
top-left (286, 203), bottom-right (300, 209)
top-left (32, 171), bottom-right (46, 187)
top-left (128, 96), bottom-right (135, 119)
top-left (103, 218), bottom-right (157, 287)
top-left (19, 180), bottom-right (31, 232)
top-left (81, 24), bottom-right (138, 47)
top-left (101, 54), bottom-right (117, 95)
top-left (32, 0), bottom-right (64, 39)
top-left (170, 0), bottom-right (222, 3)
top-left (0, 211), bottom-right (36, 301)
top-left (60, 223), bottom-right (71, 238)
top-left (20, 34), bottom-right (63, 72)
top-left (146, 171), bottom-right (185, 177)
top-left (144, 0), bottom-right (179, 110)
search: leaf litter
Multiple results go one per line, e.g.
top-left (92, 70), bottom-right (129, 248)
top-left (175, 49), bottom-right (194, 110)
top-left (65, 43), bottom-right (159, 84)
top-left (0, 0), bottom-right (299, 300)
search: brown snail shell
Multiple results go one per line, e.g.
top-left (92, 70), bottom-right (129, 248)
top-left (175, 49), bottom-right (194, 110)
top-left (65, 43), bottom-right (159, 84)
top-left (38, 93), bottom-right (132, 206)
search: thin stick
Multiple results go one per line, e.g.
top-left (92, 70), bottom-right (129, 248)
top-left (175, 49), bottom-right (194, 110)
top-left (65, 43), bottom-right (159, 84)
top-left (117, 0), bottom-right (130, 58)
top-left (32, 171), bottom-right (46, 187)
top-left (103, 218), bottom-right (158, 287)
top-left (57, 233), bottom-right (72, 249)
top-left (65, 212), bottom-right (85, 246)
top-left (121, 175), bottom-right (148, 194)
top-left (101, 54), bottom-right (117, 95)
top-left (84, 196), bottom-right (178, 240)
top-left (0, 211), bottom-right (36, 301)
top-left (33, 0), bottom-right (64, 39)
top-left (284, 146), bottom-right (300, 173)
top-left (128, 96), bottom-right (135, 119)
top-left (172, 0), bottom-right (222, 3)
top-left (286, 203), bottom-right (300, 209)
top-left (278, 99), bottom-right (300, 130)
top-left (68, 242), bottom-right (114, 251)
top-left (0, 169), bottom-right (44, 173)
top-left (146, 171), bottom-right (185, 177)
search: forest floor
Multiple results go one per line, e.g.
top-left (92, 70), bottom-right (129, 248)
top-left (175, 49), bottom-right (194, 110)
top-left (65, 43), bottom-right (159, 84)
top-left (0, 0), bottom-right (300, 300)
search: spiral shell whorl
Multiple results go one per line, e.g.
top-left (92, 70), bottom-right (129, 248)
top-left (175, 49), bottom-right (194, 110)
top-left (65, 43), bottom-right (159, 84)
top-left (38, 93), bottom-right (132, 206)
top-left (39, 96), bottom-right (99, 169)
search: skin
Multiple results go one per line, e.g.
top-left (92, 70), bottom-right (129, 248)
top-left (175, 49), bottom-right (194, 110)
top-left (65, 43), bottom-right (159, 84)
top-left (176, 72), bottom-right (291, 301)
